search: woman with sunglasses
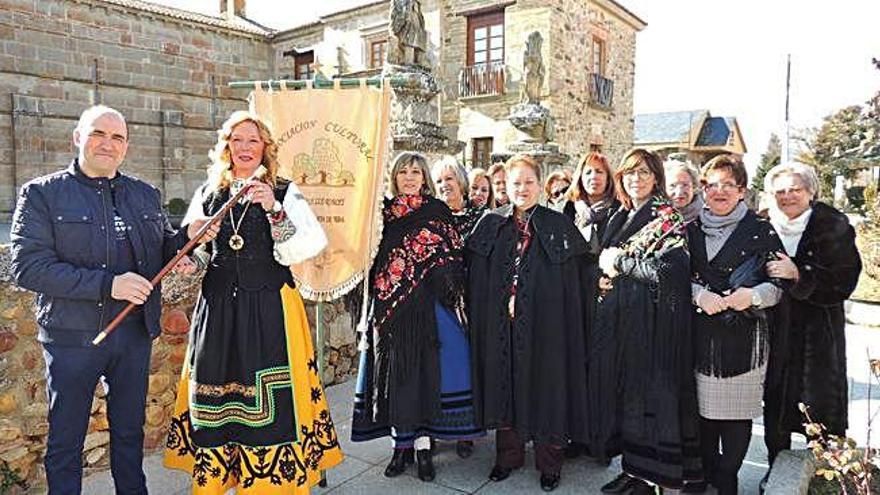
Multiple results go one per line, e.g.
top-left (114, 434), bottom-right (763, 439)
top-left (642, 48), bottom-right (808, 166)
top-left (543, 169), bottom-right (572, 211)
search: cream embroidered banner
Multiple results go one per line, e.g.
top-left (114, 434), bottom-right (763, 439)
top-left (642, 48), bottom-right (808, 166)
top-left (251, 81), bottom-right (391, 301)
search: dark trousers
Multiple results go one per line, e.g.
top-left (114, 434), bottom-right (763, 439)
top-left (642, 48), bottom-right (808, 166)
top-left (495, 428), bottom-right (564, 475)
top-left (699, 418), bottom-right (752, 495)
top-left (42, 323), bottom-right (151, 495)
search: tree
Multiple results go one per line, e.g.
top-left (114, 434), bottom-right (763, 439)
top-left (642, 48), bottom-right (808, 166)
top-left (751, 133), bottom-right (781, 190)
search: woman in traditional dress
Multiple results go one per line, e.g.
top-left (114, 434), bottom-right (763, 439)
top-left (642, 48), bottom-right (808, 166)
top-left (593, 149), bottom-right (700, 494)
top-left (432, 157), bottom-right (486, 241)
top-left (163, 110), bottom-right (343, 494)
top-left (761, 161), bottom-right (861, 487)
top-left (467, 154), bottom-right (590, 492)
top-left (664, 159), bottom-right (703, 223)
top-left (468, 167), bottom-right (495, 209)
top-left (351, 152), bottom-right (483, 481)
top-left (685, 154), bottom-right (783, 495)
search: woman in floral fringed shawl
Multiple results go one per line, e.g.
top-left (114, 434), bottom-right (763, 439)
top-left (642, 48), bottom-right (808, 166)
top-left (351, 152), bottom-right (483, 483)
top-left (592, 149), bottom-right (701, 495)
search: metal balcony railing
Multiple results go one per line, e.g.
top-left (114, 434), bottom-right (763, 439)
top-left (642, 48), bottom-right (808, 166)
top-left (459, 63), bottom-right (506, 98)
top-left (588, 72), bottom-right (614, 108)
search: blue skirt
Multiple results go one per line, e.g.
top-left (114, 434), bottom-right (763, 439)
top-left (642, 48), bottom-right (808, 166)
top-left (352, 302), bottom-right (484, 447)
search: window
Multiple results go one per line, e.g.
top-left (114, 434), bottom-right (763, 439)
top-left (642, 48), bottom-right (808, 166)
top-left (472, 137), bottom-right (493, 168)
top-left (294, 51), bottom-right (314, 80)
top-left (369, 39), bottom-right (387, 68)
top-left (467, 11), bottom-right (504, 66)
top-left (591, 36), bottom-right (605, 75)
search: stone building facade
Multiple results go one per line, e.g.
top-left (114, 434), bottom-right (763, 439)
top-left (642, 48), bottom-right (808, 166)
top-left (275, 0), bottom-right (645, 171)
top-left (0, 0), bottom-right (277, 223)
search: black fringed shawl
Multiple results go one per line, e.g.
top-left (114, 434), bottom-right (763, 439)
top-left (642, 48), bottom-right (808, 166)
top-left (687, 210), bottom-right (784, 378)
top-left (360, 194), bottom-right (465, 428)
top-left (590, 197), bottom-right (701, 488)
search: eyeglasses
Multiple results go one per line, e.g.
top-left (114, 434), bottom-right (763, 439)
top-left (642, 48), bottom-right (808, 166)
top-left (703, 182), bottom-right (741, 193)
top-left (773, 186), bottom-right (806, 197)
top-left (622, 167), bottom-right (652, 180)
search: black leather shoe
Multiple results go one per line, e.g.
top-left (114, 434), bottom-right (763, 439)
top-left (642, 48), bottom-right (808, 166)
top-left (383, 448), bottom-right (413, 478)
top-left (416, 449), bottom-right (435, 482)
top-left (540, 472), bottom-right (561, 492)
top-left (600, 472), bottom-right (637, 493)
top-left (456, 440), bottom-right (475, 459)
top-left (681, 481), bottom-right (707, 493)
top-left (489, 465), bottom-right (514, 482)
top-left (631, 479), bottom-right (658, 494)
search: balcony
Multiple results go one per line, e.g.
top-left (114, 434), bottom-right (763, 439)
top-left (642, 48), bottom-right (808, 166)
top-left (588, 72), bottom-right (614, 109)
top-left (458, 63), bottom-right (506, 98)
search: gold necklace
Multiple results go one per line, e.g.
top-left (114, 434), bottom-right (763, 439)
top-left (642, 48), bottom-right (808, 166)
top-left (227, 199), bottom-right (252, 251)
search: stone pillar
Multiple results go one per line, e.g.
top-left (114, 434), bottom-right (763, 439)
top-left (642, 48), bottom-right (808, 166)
top-left (384, 0), bottom-right (463, 157)
top-left (505, 102), bottom-right (570, 176)
top-left (384, 65), bottom-right (463, 156)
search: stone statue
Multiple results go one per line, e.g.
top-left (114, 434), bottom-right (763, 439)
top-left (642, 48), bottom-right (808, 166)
top-left (388, 0), bottom-right (428, 68)
top-left (521, 31), bottom-right (544, 105)
top-left (335, 46), bottom-right (349, 76)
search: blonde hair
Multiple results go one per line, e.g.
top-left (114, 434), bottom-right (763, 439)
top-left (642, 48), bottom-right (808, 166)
top-left (388, 152), bottom-right (435, 197)
top-left (431, 156), bottom-right (469, 200)
top-left (504, 154), bottom-right (543, 183)
top-left (206, 111), bottom-right (279, 192)
top-left (468, 167), bottom-right (495, 207)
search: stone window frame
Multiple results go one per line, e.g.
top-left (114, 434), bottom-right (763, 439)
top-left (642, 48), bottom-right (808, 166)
top-left (590, 35), bottom-right (607, 76)
top-left (466, 10), bottom-right (505, 67)
top-left (294, 51), bottom-right (315, 80)
top-left (471, 137), bottom-right (494, 168)
top-left (361, 23), bottom-right (389, 71)
top-left (369, 39), bottom-right (388, 69)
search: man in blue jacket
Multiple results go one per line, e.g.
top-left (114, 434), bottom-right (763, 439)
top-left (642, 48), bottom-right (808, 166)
top-left (10, 105), bottom-right (217, 494)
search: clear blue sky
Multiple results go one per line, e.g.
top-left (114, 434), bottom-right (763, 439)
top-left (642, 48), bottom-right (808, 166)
top-left (157, 0), bottom-right (880, 170)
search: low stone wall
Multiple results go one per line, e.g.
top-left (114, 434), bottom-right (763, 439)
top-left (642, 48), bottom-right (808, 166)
top-left (0, 244), bottom-right (357, 492)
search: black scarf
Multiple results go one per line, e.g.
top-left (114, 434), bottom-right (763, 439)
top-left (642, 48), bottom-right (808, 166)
top-left (367, 194), bottom-right (465, 406)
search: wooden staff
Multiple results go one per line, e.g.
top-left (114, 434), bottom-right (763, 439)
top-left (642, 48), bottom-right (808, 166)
top-left (92, 167), bottom-right (266, 346)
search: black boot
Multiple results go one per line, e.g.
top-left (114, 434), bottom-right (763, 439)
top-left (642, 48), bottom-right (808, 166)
top-left (600, 472), bottom-right (637, 493)
top-left (540, 472), bottom-right (561, 491)
top-left (489, 465), bottom-right (514, 482)
top-left (384, 448), bottom-right (413, 478)
top-left (416, 448), bottom-right (435, 482)
top-left (631, 479), bottom-right (658, 494)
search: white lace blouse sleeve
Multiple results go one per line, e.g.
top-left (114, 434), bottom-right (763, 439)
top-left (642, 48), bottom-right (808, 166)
top-left (182, 185), bottom-right (207, 226)
top-left (272, 182), bottom-right (328, 266)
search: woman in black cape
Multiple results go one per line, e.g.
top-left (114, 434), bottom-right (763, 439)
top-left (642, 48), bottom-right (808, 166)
top-left (467, 154), bottom-right (590, 492)
top-left (592, 149), bottom-right (700, 494)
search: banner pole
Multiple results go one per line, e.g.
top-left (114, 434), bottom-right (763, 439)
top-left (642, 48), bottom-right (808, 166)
top-left (228, 76), bottom-right (408, 90)
top-left (316, 300), bottom-right (327, 487)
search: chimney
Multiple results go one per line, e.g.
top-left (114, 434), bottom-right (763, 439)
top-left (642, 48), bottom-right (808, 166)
top-left (220, 0), bottom-right (245, 19)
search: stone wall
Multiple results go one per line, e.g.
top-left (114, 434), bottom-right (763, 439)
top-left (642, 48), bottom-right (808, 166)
top-left (0, 244), bottom-right (357, 491)
top-left (434, 0), bottom-right (641, 169)
top-left (549, 0), bottom-right (639, 169)
top-left (0, 0), bottom-right (274, 222)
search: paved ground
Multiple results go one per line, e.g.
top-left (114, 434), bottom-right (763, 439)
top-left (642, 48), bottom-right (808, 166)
top-left (72, 323), bottom-right (880, 494)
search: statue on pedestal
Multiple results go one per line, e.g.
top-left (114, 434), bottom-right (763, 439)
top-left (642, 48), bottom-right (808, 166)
top-left (521, 31), bottom-right (544, 105)
top-left (388, 0), bottom-right (428, 68)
